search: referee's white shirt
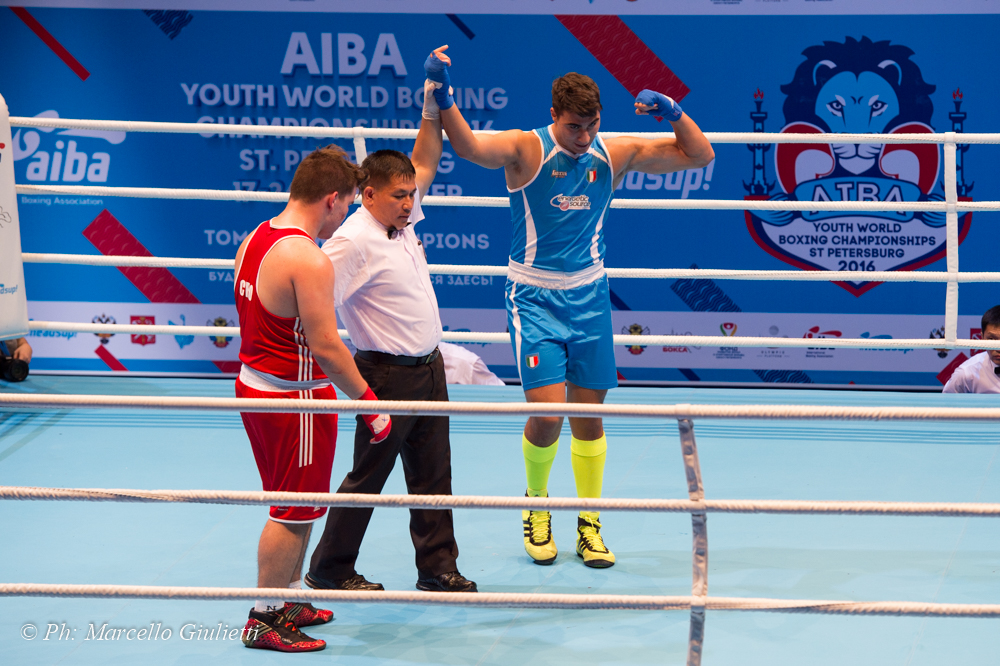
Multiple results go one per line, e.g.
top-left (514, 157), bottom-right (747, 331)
top-left (322, 190), bottom-right (442, 357)
top-left (942, 351), bottom-right (1000, 393)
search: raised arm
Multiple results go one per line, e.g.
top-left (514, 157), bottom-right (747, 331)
top-left (412, 115), bottom-right (442, 196)
top-left (606, 90), bottom-right (715, 182)
top-left (411, 47), bottom-right (446, 193)
top-left (423, 44), bottom-right (526, 171)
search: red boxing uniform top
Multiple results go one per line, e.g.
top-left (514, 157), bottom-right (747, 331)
top-left (235, 221), bottom-right (327, 384)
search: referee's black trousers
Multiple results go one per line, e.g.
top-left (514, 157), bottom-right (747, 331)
top-left (310, 352), bottom-right (459, 580)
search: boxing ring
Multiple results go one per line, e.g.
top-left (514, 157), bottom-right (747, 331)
top-left (3, 116), bottom-right (1000, 664)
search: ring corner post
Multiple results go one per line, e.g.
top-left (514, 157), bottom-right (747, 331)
top-left (943, 133), bottom-right (959, 343)
top-left (352, 126), bottom-right (368, 164)
top-left (678, 418), bottom-right (707, 666)
top-left (0, 92), bottom-right (30, 343)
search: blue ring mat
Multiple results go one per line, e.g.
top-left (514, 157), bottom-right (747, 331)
top-left (1, 376), bottom-right (999, 665)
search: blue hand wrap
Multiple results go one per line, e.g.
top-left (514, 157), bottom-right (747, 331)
top-left (423, 53), bottom-right (454, 110)
top-left (636, 89), bottom-right (682, 122)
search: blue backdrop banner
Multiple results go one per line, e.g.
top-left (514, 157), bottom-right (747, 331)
top-left (2, 7), bottom-right (996, 387)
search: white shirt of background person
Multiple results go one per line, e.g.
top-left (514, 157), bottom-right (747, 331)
top-left (322, 188), bottom-right (442, 357)
top-left (943, 326), bottom-right (1000, 393)
top-left (943, 352), bottom-right (1000, 393)
top-left (438, 341), bottom-right (505, 386)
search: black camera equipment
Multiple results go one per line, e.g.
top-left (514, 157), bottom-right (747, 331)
top-left (0, 341), bottom-right (29, 382)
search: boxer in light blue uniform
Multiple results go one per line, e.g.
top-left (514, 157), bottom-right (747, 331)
top-left (507, 124), bottom-right (617, 393)
top-left (430, 46), bottom-right (714, 568)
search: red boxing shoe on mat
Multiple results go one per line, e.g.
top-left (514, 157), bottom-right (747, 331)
top-left (242, 609), bottom-right (326, 652)
top-left (282, 601), bottom-right (334, 627)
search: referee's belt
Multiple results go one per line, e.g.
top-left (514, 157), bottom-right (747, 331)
top-left (356, 348), bottom-right (440, 366)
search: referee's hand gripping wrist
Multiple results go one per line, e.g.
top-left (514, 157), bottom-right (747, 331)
top-left (423, 45), bottom-right (454, 111)
top-left (359, 386), bottom-right (392, 444)
top-left (634, 89), bottom-right (683, 122)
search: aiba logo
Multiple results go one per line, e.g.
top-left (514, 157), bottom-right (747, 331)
top-left (803, 326), bottom-right (841, 340)
top-left (803, 325), bottom-right (840, 358)
top-left (550, 194), bottom-right (591, 211)
top-left (14, 110), bottom-right (125, 183)
top-left (744, 37), bottom-right (972, 296)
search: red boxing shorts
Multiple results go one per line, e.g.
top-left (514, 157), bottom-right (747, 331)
top-left (236, 378), bottom-right (338, 523)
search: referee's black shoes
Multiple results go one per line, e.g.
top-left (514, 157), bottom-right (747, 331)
top-left (416, 571), bottom-right (478, 593)
top-left (304, 572), bottom-right (384, 591)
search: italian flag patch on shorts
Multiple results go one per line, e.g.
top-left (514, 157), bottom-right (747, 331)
top-left (526, 354), bottom-right (540, 368)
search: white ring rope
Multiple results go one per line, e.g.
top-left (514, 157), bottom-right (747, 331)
top-left (16, 119), bottom-right (998, 357)
top-left (11, 116), bottom-right (1000, 145)
top-left (23, 252), bottom-right (235, 269)
top-left (25, 320), bottom-right (1000, 351)
top-left (13, 115), bottom-right (1000, 660)
top-left (5, 393), bottom-right (1000, 421)
top-left (5, 486), bottom-right (1000, 517)
top-left (22, 253), bottom-right (1000, 285)
top-left (18, 183), bottom-right (998, 211)
top-left (1, 584), bottom-right (997, 617)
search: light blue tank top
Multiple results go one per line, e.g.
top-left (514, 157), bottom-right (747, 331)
top-left (508, 125), bottom-right (614, 274)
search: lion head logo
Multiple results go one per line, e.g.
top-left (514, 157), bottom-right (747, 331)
top-left (778, 36), bottom-right (938, 183)
top-left (781, 36), bottom-right (935, 137)
top-left (744, 36), bottom-right (970, 297)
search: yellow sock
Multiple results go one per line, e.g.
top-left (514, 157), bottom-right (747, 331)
top-left (571, 434), bottom-right (607, 522)
top-left (523, 435), bottom-right (558, 497)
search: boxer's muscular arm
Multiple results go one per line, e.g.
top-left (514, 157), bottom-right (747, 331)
top-left (441, 107), bottom-right (527, 170)
top-left (441, 112), bottom-right (538, 188)
top-left (606, 90), bottom-right (714, 185)
top-left (290, 247), bottom-right (369, 398)
top-left (428, 45), bottom-right (538, 188)
top-left (259, 238), bottom-right (368, 398)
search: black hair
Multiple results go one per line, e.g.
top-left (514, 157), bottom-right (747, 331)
top-left (982, 305), bottom-right (1000, 335)
top-left (361, 150), bottom-right (416, 190)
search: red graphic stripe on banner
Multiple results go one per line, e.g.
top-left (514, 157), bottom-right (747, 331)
top-left (937, 352), bottom-right (968, 386)
top-left (10, 7), bottom-right (90, 81)
top-left (556, 15), bottom-right (689, 102)
top-left (94, 345), bottom-right (127, 371)
top-left (213, 361), bottom-right (242, 374)
top-left (83, 210), bottom-right (201, 304)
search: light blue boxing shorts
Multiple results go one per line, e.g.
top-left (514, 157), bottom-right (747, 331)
top-left (505, 261), bottom-right (618, 391)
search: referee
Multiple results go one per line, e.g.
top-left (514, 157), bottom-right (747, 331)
top-left (306, 48), bottom-right (476, 594)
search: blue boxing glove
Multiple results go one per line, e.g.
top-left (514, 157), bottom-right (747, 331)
top-left (635, 89), bottom-right (683, 122)
top-left (424, 49), bottom-right (454, 111)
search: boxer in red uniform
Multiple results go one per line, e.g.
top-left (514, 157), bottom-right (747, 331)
top-left (234, 145), bottom-right (391, 653)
